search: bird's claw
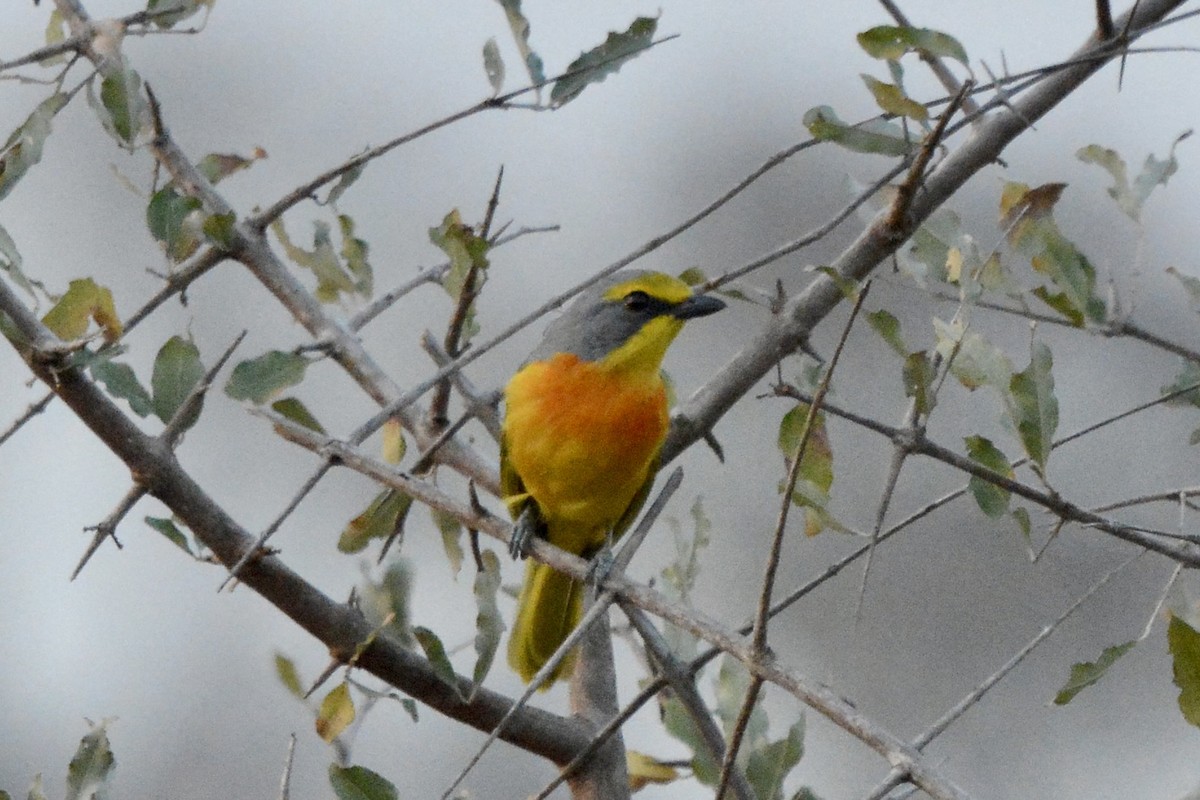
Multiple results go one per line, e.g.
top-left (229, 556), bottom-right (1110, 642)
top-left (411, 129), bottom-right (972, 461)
top-left (585, 540), bottom-right (615, 590)
top-left (509, 505), bottom-right (540, 560)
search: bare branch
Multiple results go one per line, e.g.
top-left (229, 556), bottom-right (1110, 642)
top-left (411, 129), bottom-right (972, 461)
top-left (861, 549), bottom-right (1143, 800)
top-left (71, 484), bottom-right (145, 580)
top-left (0, 391), bottom-right (53, 448)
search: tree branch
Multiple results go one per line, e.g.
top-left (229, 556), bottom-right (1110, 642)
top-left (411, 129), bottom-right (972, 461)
top-left (662, 0), bottom-right (1187, 466)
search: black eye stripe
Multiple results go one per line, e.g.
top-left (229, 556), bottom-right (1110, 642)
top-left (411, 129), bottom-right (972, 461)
top-left (623, 290), bottom-right (670, 315)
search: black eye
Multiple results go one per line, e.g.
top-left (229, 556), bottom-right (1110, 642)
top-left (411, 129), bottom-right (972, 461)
top-left (624, 290), bottom-right (651, 312)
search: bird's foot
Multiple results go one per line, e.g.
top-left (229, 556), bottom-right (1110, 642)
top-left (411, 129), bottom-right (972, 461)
top-left (585, 536), bottom-right (616, 589)
top-left (508, 505), bottom-right (540, 560)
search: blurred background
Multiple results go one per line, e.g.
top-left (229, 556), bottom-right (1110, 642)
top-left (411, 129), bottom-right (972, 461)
top-left (2, 1), bottom-right (1200, 798)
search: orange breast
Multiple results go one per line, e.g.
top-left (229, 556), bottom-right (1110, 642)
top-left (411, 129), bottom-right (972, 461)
top-left (503, 353), bottom-right (667, 548)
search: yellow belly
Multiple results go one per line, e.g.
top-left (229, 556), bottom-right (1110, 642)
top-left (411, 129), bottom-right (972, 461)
top-left (502, 353), bottom-right (667, 553)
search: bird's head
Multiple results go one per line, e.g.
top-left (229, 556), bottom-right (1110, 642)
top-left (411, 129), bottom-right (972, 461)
top-left (529, 271), bottom-right (725, 375)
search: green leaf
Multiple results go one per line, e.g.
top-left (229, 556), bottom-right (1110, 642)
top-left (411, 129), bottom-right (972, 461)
top-left (429, 209), bottom-right (489, 347)
top-left (145, 515), bottom-right (194, 556)
top-left (271, 218), bottom-right (359, 303)
top-left (328, 764), bottom-right (399, 800)
top-left (1012, 506), bottom-right (1032, 548)
top-left (550, 16), bottom-right (658, 107)
top-left (98, 67), bottom-right (148, 147)
top-left (932, 318), bottom-right (1013, 391)
top-left (65, 720), bottom-right (115, 800)
top-left (146, 187), bottom-right (204, 262)
top-left (662, 496), bottom-right (711, 605)
top-left (339, 214), bottom-right (373, 298)
top-left (1078, 132), bottom-right (1190, 222)
top-left (860, 74), bottom-right (927, 121)
top-left (151, 335), bottom-right (205, 427)
top-left (1161, 359), bottom-right (1200, 408)
top-left (195, 150), bottom-right (262, 184)
top-left (315, 682), bottom-right (355, 742)
top-left (1008, 341), bottom-right (1058, 470)
top-left (857, 25), bottom-right (968, 65)
top-left (27, 775), bottom-right (48, 800)
top-left (324, 164), bottom-right (364, 207)
top-left (201, 212), bottom-right (237, 248)
top-left (413, 626), bottom-right (464, 698)
top-left (662, 694), bottom-right (719, 785)
top-left (472, 549), bottom-right (504, 691)
top-left (42, 9), bottom-right (69, 66)
top-left (271, 397), bottom-right (325, 434)
top-left (1000, 182), bottom-right (1105, 325)
top-left (902, 350), bottom-right (935, 415)
top-left (482, 37), bottom-right (505, 95)
top-left (495, 0), bottom-right (545, 87)
top-left (715, 657), bottom-right (768, 745)
top-left (90, 358), bottom-right (154, 417)
top-left (746, 718), bottom-right (806, 800)
top-left (803, 105), bottom-right (913, 156)
top-left (899, 207), bottom-right (961, 285)
top-left (778, 403), bottom-right (839, 537)
top-left (1053, 640), bottom-right (1137, 705)
top-left (0, 223), bottom-right (44, 301)
top-left (339, 490), bottom-right (412, 554)
top-left (0, 93), bottom-right (69, 203)
top-left (964, 436), bottom-right (1013, 518)
top-left (225, 350), bottom-right (309, 404)
top-left (1170, 615), bottom-right (1200, 727)
top-left (42, 278), bottom-right (123, 343)
top-left (867, 309), bottom-right (906, 355)
top-left (1167, 267), bottom-right (1200, 313)
top-left (274, 652), bottom-right (305, 699)
top-left (147, 0), bottom-right (213, 29)
top-left (358, 562), bottom-right (414, 646)
top-left (433, 507), bottom-right (465, 578)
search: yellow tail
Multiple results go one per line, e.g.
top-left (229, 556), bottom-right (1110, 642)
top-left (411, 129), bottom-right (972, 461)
top-left (507, 560), bottom-right (583, 686)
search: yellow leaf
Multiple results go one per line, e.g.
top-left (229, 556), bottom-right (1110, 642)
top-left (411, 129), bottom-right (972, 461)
top-left (945, 247), bottom-right (963, 284)
top-left (626, 750), bottom-right (679, 792)
top-left (382, 418), bottom-right (406, 464)
top-left (315, 681), bottom-right (355, 742)
top-left (41, 278), bottom-right (123, 342)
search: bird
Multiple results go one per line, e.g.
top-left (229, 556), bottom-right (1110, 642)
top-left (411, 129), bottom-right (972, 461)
top-left (501, 270), bottom-right (725, 685)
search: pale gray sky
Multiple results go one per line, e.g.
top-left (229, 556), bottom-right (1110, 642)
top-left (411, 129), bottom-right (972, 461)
top-left (3, 2), bottom-right (1200, 799)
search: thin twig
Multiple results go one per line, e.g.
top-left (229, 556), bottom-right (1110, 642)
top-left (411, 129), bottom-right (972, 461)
top-left (876, 0), bottom-right (982, 119)
top-left (421, 332), bottom-right (503, 443)
top-left (861, 549), bottom-right (1144, 800)
top-left (160, 329), bottom-right (247, 449)
top-left (429, 169), bottom-right (503, 426)
top-left (775, 387), bottom-right (1200, 565)
top-left (71, 484), bottom-right (146, 580)
top-left (0, 392), bottom-right (54, 447)
top-left (218, 460), bottom-right (335, 592)
top-left (624, 603), bottom-right (757, 800)
top-left (886, 80), bottom-right (974, 232)
top-left (277, 734), bottom-right (297, 800)
top-left (716, 283), bottom-right (870, 799)
top-left (249, 38), bottom-right (679, 228)
top-left (438, 468), bottom-right (684, 800)
top-left (347, 225), bottom-right (559, 334)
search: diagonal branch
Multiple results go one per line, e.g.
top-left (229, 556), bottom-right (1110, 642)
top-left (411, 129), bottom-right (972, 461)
top-left (0, 271), bottom-right (591, 763)
top-left (662, 0), bottom-right (1187, 466)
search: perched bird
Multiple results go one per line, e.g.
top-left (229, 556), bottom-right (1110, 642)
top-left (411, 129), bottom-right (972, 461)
top-left (502, 270), bottom-right (725, 685)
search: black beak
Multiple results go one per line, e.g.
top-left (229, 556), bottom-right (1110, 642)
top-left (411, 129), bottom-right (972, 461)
top-left (671, 293), bottom-right (726, 320)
